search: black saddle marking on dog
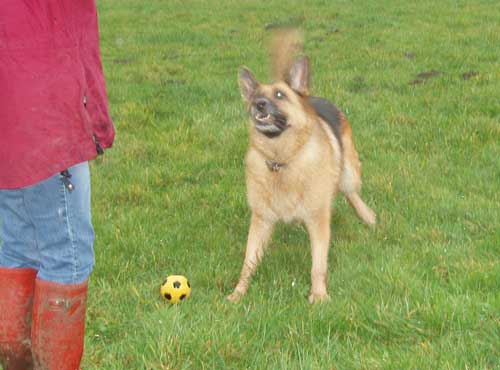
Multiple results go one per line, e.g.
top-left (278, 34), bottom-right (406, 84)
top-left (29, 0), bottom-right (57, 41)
top-left (307, 96), bottom-right (343, 149)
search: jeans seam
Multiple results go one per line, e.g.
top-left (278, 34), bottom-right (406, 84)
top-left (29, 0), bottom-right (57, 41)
top-left (61, 178), bottom-right (78, 283)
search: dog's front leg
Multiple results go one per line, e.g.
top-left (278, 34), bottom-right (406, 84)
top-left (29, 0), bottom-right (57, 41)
top-left (227, 214), bottom-right (274, 302)
top-left (305, 208), bottom-right (332, 304)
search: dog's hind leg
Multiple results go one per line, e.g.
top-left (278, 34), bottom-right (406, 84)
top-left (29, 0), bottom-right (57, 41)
top-left (340, 126), bottom-right (376, 227)
top-left (227, 214), bottom-right (274, 302)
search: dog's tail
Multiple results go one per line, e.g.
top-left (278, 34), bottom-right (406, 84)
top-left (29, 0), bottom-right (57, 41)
top-left (268, 27), bottom-right (304, 83)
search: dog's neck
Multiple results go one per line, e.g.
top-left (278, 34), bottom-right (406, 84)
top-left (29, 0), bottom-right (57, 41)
top-left (251, 141), bottom-right (291, 172)
top-left (250, 118), bottom-right (317, 173)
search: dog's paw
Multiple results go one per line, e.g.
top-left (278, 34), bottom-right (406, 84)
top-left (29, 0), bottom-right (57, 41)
top-left (226, 290), bottom-right (244, 303)
top-left (308, 292), bottom-right (331, 304)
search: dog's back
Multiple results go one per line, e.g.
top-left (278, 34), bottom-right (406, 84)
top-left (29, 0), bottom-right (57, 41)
top-left (307, 96), bottom-right (343, 149)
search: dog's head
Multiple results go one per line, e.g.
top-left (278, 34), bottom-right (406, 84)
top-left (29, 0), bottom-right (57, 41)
top-left (238, 57), bottom-right (312, 139)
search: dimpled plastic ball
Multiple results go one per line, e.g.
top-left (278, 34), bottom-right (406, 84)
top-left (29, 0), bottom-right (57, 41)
top-left (160, 275), bottom-right (191, 304)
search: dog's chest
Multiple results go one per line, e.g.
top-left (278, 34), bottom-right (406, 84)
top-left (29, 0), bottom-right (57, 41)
top-left (246, 136), bottom-right (338, 222)
top-left (272, 171), bottom-right (308, 221)
top-left (248, 166), bottom-right (313, 223)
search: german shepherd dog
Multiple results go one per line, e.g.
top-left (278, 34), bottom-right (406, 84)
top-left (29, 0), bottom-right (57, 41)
top-left (227, 29), bottom-right (376, 303)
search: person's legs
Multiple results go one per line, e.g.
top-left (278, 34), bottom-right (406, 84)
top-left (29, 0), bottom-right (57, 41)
top-left (0, 161), bottom-right (95, 370)
top-left (0, 183), bottom-right (40, 369)
top-left (24, 161), bottom-right (95, 285)
top-left (0, 161), bottom-right (95, 283)
top-left (24, 162), bottom-right (95, 370)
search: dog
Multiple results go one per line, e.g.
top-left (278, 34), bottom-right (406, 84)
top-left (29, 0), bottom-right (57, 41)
top-left (227, 29), bottom-right (376, 304)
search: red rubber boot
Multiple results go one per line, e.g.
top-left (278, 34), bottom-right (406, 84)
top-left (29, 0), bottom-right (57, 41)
top-left (31, 279), bottom-right (88, 370)
top-left (0, 267), bottom-right (37, 370)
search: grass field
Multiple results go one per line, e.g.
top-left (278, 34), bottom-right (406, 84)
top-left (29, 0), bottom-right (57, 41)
top-left (83, 0), bottom-right (500, 369)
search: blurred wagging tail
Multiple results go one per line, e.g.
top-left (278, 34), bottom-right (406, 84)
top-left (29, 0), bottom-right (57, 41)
top-left (228, 28), bottom-right (376, 304)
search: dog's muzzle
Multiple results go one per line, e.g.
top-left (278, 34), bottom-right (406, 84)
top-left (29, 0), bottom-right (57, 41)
top-left (250, 97), bottom-right (288, 138)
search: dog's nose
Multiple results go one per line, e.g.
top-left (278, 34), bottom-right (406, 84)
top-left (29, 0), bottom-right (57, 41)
top-left (255, 98), bottom-right (269, 113)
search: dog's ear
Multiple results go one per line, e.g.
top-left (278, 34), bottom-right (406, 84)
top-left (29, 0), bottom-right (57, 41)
top-left (238, 67), bottom-right (258, 103)
top-left (289, 56), bottom-right (310, 95)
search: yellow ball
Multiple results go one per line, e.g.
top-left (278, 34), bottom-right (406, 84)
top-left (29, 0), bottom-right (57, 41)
top-left (160, 275), bottom-right (191, 304)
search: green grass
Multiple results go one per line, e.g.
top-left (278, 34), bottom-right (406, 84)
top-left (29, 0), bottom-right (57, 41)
top-left (83, 0), bottom-right (500, 368)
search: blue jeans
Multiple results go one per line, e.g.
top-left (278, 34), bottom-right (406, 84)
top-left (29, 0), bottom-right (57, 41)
top-left (0, 162), bottom-right (94, 284)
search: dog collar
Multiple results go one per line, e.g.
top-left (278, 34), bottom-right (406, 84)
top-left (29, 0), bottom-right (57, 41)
top-left (265, 160), bottom-right (286, 172)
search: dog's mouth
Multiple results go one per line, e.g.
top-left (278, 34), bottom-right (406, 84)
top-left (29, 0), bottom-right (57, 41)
top-left (255, 112), bottom-right (272, 123)
top-left (250, 105), bottom-right (288, 138)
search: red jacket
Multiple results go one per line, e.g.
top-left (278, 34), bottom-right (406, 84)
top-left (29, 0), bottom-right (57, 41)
top-left (0, 0), bottom-right (115, 189)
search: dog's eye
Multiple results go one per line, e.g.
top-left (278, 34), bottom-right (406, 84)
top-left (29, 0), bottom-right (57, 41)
top-left (275, 90), bottom-right (286, 99)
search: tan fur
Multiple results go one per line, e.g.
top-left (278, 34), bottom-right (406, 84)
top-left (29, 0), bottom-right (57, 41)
top-left (228, 30), bottom-right (376, 304)
top-left (338, 114), bottom-right (376, 225)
